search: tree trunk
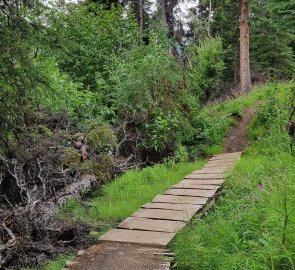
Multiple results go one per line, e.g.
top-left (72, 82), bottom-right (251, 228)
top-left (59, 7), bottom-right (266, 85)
top-left (159, 0), bottom-right (167, 26)
top-left (234, 43), bottom-right (239, 85)
top-left (239, 0), bottom-right (252, 93)
top-left (207, 0), bottom-right (212, 36)
top-left (139, 0), bottom-right (144, 44)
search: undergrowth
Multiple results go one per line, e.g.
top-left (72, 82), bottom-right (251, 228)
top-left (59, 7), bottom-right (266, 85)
top-left (172, 82), bottom-right (295, 269)
top-left (194, 83), bottom-right (270, 156)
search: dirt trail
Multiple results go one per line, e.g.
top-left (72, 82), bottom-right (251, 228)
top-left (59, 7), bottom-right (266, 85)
top-left (223, 107), bottom-right (255, 153)
top-left (70, 243), bottom-right (170, 270)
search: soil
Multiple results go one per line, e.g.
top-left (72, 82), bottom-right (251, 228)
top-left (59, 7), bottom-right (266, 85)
top-left (223, 107), bottom-right (255, 153)
top-left (70, 243), bottom-right (170, 270)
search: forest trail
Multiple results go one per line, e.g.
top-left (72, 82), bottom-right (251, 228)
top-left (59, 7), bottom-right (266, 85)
top-left (223, 107), bottom-right (255, 153)
top-left (63, 109), bottom-right (253, 270)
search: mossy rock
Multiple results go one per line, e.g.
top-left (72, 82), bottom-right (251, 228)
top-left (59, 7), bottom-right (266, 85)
top-left (86, 126), bottom-right (117, 154)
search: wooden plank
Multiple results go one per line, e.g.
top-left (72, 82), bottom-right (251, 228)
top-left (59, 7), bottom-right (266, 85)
top-left (164, 188), bottom-right (217, 198)
top-left (175, 179), bottom-right (224, 186)
top-left (142, 202), bottom-right (203, 212)
top-left (203, 162), bottom-right (234, 168)
top-left (152, 194), bottom-right (208, 205)
top-left (171, 182), bottom-right (220, 190)
top-left (192, 168), bottom-right (228, 174)
top-left (132, 208), bottom-right (197, 221)
top-left (185, 173), bottom-right (224, 179)
top-left (99, 229), bottom-right (175, 248)
top-left (118, 217), bottom-right (185, 233)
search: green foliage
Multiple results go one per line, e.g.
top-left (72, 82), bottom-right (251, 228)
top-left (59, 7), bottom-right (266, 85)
top-left (186, 37), bottom-right (224, 99)
top-left (80, 156), bottom-right (114, 183)
top-left (33, 56), bottom-right (100, 123)
top-left (250, 0), bottom-right (295, 79)
top-left (0, 0), bottom-right (48, 148)
top-left (86, 125), bottom-right (117, 154)
top-left (63, 148), bottom-right (114, 182)
top-left (110, 32), bottom-right (181, 115)
top-left (50, 3), bottom-right (138, 90)
top-left (208, 0), bottom-right (240, 81)
top-left (209, 0), bottom-right (295, 80)
top-left (172, 83), bottom-right (295, 270)
top-left (142, 110), bottom-right (179, 152)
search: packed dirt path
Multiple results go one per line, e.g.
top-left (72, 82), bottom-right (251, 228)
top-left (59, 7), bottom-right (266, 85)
top-left (223, 107), bottom-right (255, 153)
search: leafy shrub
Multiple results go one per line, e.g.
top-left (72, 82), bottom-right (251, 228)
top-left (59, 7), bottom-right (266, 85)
top-left (110, 29), bottom-right (181, 115)
top-left (50, 3), bottom-right (138, 90)
top-left (186, 37), bottom-right (224, 100)
top-left (33, 56), bottom-right (100, 123)
top-left (86, 125), bottom-right (117, 154)
top-left (142, 110), bottom-right (179, 152)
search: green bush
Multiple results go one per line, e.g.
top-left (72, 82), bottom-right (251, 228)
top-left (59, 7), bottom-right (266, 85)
top-left (86, 125), bottom-right (117, 154)
top-left (186, 37), bottom-right (225, 100)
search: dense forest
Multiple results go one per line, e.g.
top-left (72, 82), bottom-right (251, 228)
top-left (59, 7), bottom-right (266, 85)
top-left (0, 0), bottom-right (295, 269)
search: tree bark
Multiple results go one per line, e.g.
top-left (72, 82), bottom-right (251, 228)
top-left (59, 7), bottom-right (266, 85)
top-left (159, 0), bottom-right (167, 27)
top-left (239, 0), bottom-right (252, 93)
top-left (139, 0), bottom-right (144, 44)
top-left (207, 0), bottom-right (212, 36)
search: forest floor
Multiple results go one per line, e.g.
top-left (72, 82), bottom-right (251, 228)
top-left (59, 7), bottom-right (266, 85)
top-left (60, 108), bottom-right (253, 270)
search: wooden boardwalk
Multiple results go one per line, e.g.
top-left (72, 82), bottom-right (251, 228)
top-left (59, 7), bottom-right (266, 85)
top-left (99, 152), bottom-right (242, 248)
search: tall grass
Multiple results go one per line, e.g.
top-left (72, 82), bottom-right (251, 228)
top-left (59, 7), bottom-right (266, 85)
top-left (172, 82), bottom-right (295, 269)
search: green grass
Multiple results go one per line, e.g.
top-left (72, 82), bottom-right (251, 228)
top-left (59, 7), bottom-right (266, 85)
top-left (24, 255), bottom-right (73, 270)
top-left (60, 160), bottom-right (206, 235)
top-left (171, 82), bottom-right (295, 269)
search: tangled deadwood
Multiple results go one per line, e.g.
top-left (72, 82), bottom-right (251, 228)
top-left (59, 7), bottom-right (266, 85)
top-left (115, 113), bottom-right (147, 172)
top-left (0, 112), bottom-right (115, 269)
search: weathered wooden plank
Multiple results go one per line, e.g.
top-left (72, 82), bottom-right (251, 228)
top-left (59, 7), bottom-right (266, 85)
top-left (164, 188), bottom-right (217, 198)
top-left (192, 168), bottom-right (228, 174)
top-left (152, 194), bottom-right (208, 205)
top-left (142, 202), bottom-right (202, 212)
top-left (99, 229), bottom-right (175, 248)
top-left (118, 217), bottom-right (185, 233)
top-left (172, 180), bottom-right (223, 189)
top-left (132, 208), bottom-right (198, 221)
top-left (185, 173), bottom-right (224, 179)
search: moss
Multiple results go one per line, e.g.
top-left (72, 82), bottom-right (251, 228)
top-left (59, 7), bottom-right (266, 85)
top-left (63, 147), bottom-right (114, 183)
top-left (86, 126), bottom-right (117, 154)
top-left (80, 155), bottom-right (114, 183)
top-left (63, 148), bottom-right (81, 170)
